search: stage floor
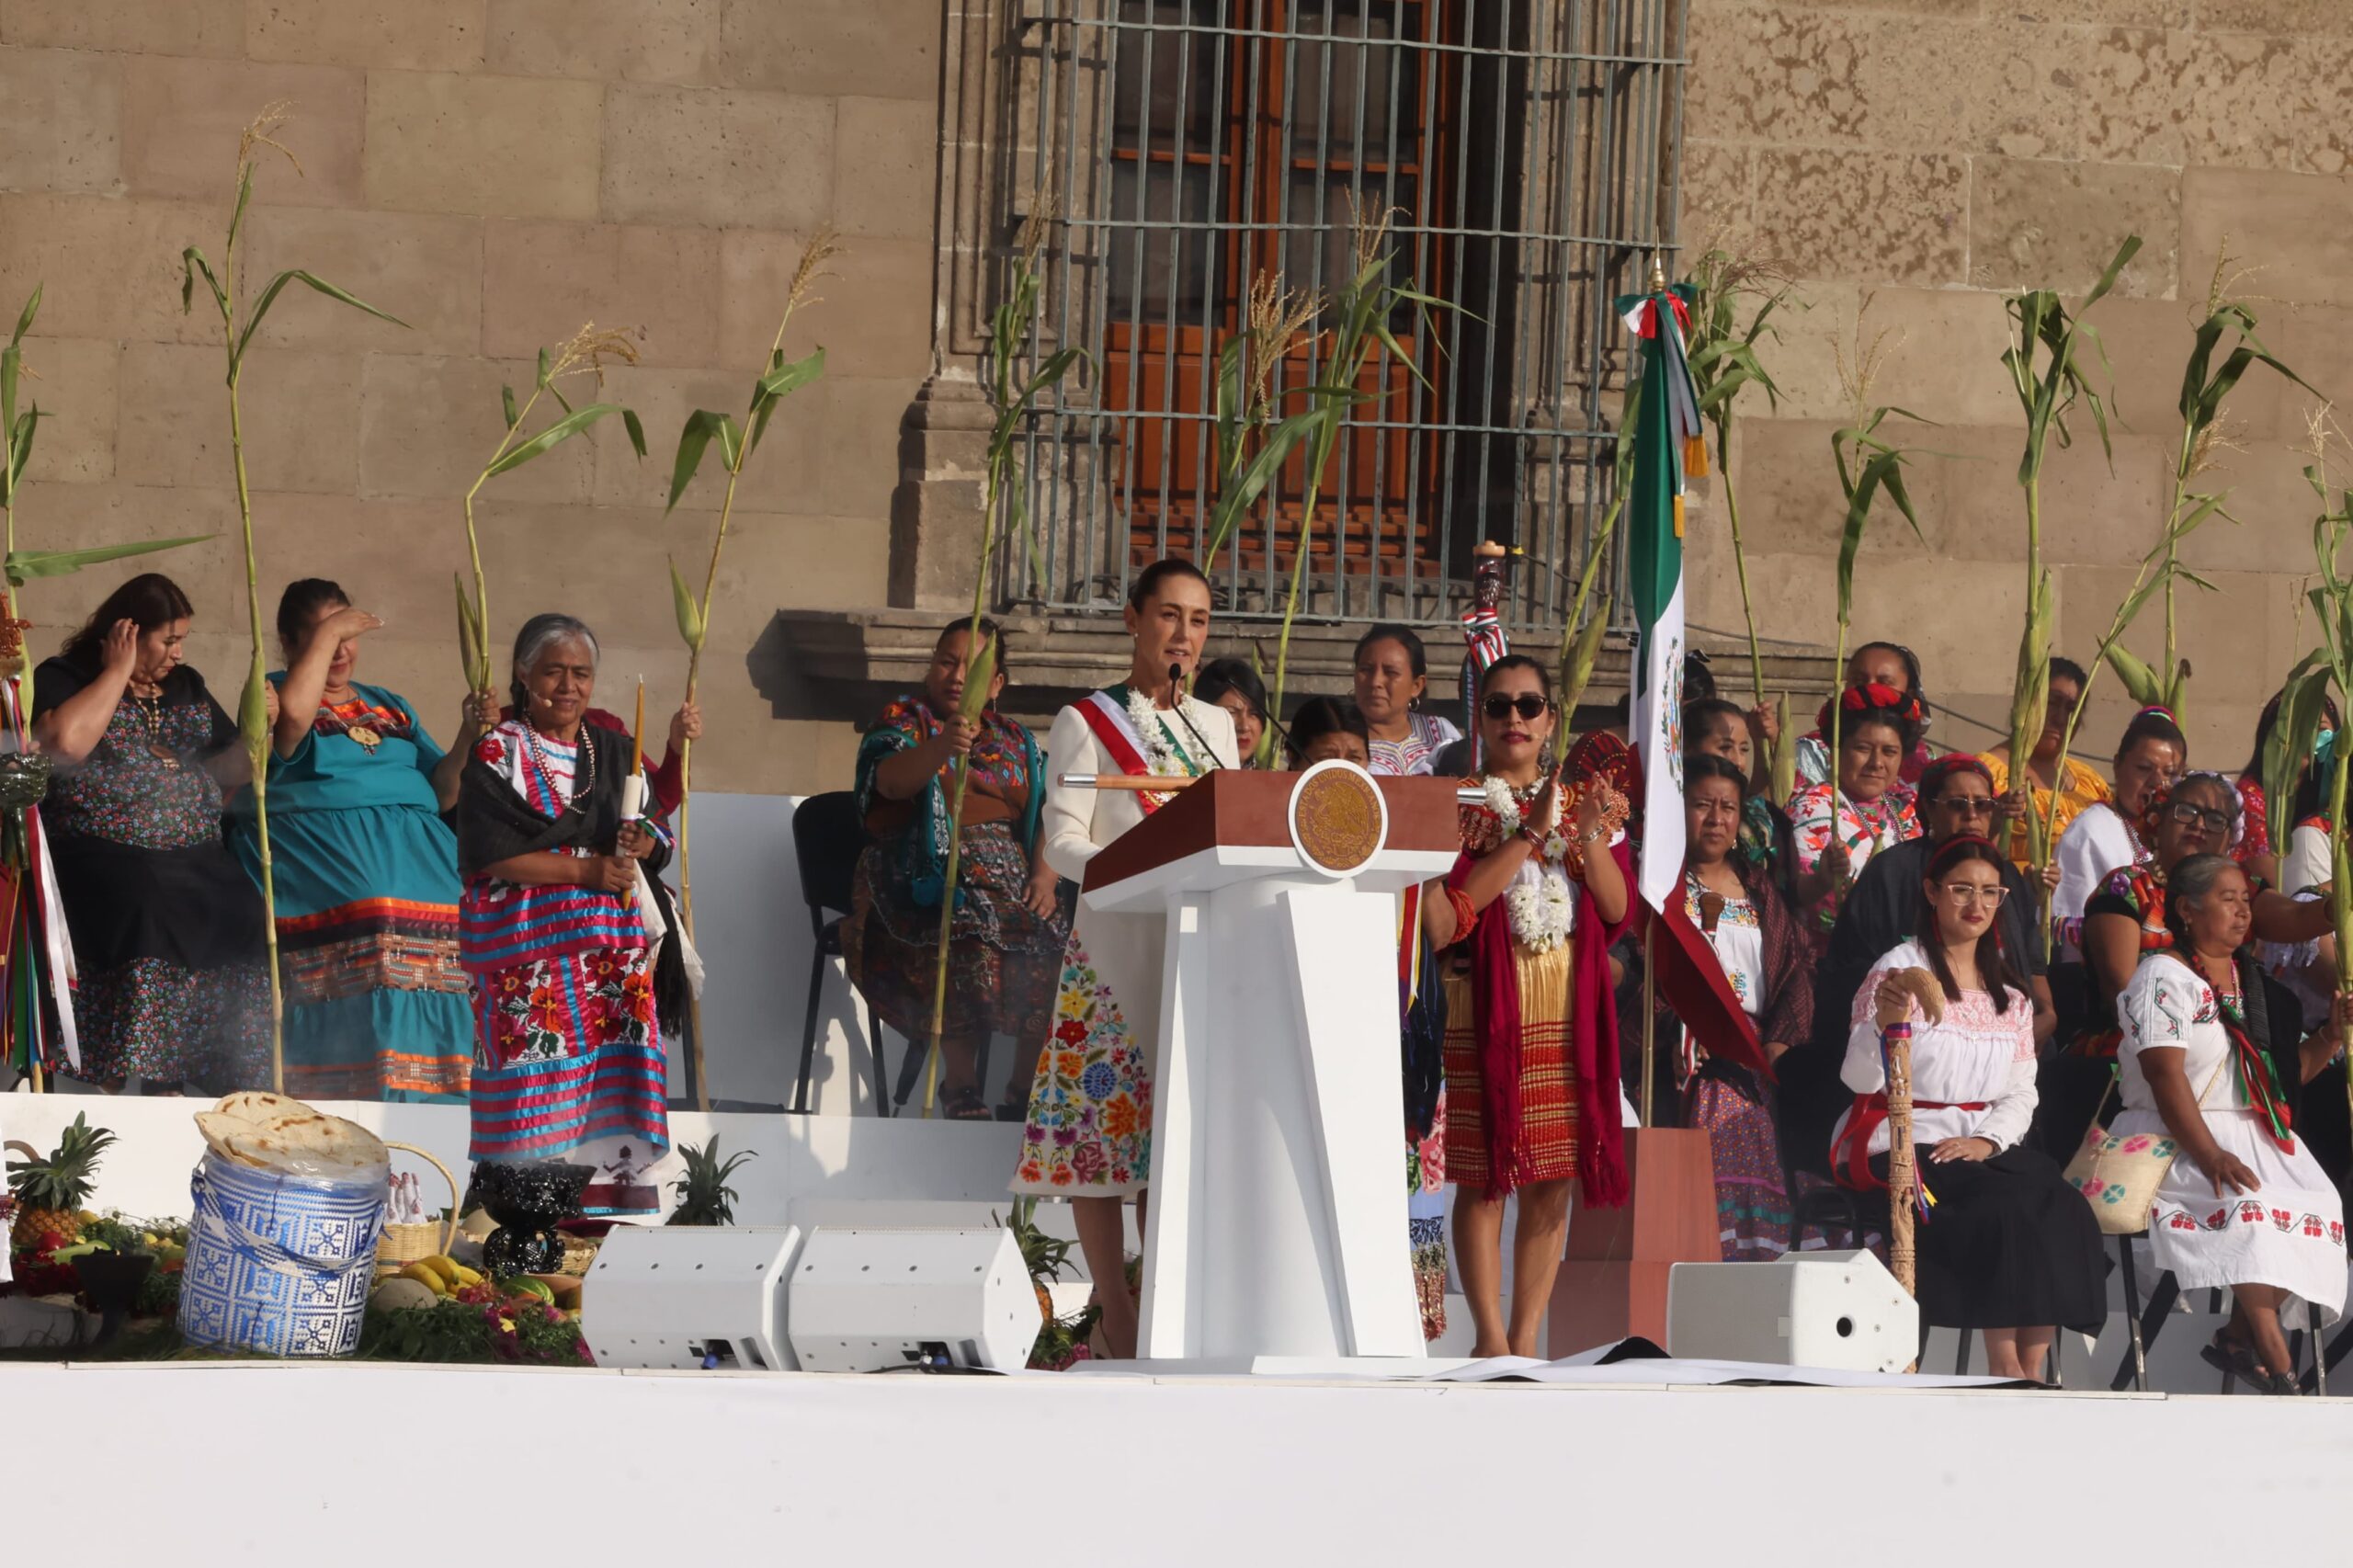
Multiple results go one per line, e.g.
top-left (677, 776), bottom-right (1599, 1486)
top-left (7, 1358), bottom-right (2349, 1565)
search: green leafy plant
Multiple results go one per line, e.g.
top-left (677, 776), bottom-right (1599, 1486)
top-left (0, 287), bottom-right (206, 714)
top-left (997, 1197), bottom-right (1097, 1370)
top-left (179, 106), bottom-right (407, 1091)
top-left (1264, 198), bottom-right (1452, 743)
top-left (916, 206), bottom-right (1084, 1107)
top-left (663, 230), bottom-right (842, 1109)
top-left (1554, 385), bottom-right (1640, 722)
top-left (1825, 308), bottom-right (1926, 779)
top-left (1997, 234), bottom-right (2138, 882)
top-left (455, 324), bottom-right (646, 692)
top-left (1201, 272), bottom-right (1325, 574)
top-left (2107, 244), bottom-right (2313, 720)
top-left (666, 1135), bottom-right (755, 1227)
top-left (2298, 409), bottom-right (2353, 999)
top-left (1683, 247), bottom-right (1795, 757)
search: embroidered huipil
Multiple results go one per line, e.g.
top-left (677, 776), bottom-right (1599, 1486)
top-left (1833, 940), bottom-right (2038, 1165)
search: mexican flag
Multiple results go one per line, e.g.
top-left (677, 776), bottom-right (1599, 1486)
top-left (1619, 279), bottom-right (1706, 913)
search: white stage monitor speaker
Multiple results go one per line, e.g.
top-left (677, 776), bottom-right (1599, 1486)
top-left (1665, 1249), bottom-right (1919, 1374)
top-left (787, 1226), bottom-right (1041, 1373)
top-left (581, 1224), bottom-right (804, 1371)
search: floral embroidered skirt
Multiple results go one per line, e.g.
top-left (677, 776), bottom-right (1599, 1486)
top-left (844, 818), bottom-right (1068, 1046)
top-left (1441, 940), bottom-right (1577, 1192)
top-left (1685, 1067), bottom-right (1790, 1261)
top-left (1011, 930), bottom-right (1153, 1197)
top-left (467, 944), bottom-right (670, 1215)
top-left (2122, 1106), bottom-right (2347, 1324)
top-left (69, 956), bottom-right (273, 1090)
top-left (1408, 1091), bottom-right (1449, 1341)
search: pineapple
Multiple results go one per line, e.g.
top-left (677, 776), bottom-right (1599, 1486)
top-left (6, 1113), bottom-right (116, 1253)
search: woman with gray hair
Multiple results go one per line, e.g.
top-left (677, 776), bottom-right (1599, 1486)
top-left (453, 614), bottom-right (695, 1221)
top-left (2113, 851), bottom-right (2347, 1394)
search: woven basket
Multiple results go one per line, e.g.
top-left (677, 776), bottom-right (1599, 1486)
top-left (375, 1141), bottom-right (460, 1267)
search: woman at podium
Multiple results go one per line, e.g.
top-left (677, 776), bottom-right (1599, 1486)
top-left (1420, 655), bottom-right (1631, 1358)
top-left (1009, 559), bottom-right (1240, 1358)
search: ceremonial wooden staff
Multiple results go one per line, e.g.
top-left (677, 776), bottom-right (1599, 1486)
top-left (1883, 1020), bottom-right (1917, 1300)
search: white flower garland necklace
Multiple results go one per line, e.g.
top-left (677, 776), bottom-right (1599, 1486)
top-left (1479, 772), bottom-right (1575, 953)
top-left (1125, 685), bottom-right (1191, 777)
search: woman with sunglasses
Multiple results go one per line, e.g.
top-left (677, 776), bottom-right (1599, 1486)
top-left (1787, 687), bottom-right (1924, 949)
top-left (1419, 655), bottom-right (1631, 1358)
top-left (2114, 853), bottom-right (2347, 1392)
top-left (1835, 835), bottom-right (2107, 1380)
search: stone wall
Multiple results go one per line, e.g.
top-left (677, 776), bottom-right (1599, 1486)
top-left (0, 0), bottom-right (939, 793)
top-left (1684, 0), bottom-right (2353, 772)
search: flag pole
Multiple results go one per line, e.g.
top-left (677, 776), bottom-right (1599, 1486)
top-left (1640, 921), bottom-right (1656, 1128)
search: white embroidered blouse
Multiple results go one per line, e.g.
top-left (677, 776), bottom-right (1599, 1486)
top-left (1836, 939), bottom-right (2040, 1157)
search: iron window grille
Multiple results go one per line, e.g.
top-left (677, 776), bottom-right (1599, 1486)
top-left (1002, 0), bottom-right (1685, 635)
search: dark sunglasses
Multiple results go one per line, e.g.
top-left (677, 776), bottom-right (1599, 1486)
top-left (1482, 693), bottom-right (1549, 722)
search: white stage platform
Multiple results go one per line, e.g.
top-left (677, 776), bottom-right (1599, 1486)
top-left (6, 1358), bottom-right (2348, 1566)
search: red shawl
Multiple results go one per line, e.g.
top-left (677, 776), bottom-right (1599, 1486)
top-left (1447, 834), bottom-right (1634, 1207)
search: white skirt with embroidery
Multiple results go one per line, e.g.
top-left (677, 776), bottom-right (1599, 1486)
top-left (2115, 1105), bottom-right (2347, 1324)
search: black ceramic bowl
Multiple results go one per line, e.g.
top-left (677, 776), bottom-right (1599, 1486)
top-left (471, 1160), bottom-right (596, 1229)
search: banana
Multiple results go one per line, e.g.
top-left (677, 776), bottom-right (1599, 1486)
top-left (415, 1256), bottom-right (461, 1288)
top-left (448, 1263), bottom-right (483, 1288)
top-left (398, 1261), bottom-right (451, 1295)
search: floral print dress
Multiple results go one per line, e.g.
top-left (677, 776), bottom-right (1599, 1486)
top-left (32, 657), bottom-right (270, 1087)
top-left (1787, 781), bottom-right (1921, 948)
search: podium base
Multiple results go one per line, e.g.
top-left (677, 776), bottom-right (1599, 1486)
top-left (1071, 1355), bottom-right (1468, 1380)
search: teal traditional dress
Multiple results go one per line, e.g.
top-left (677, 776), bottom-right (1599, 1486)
top-left (229, 680), bottom-right (473, 1101)
top-left (844, 699), bottom-right (1068, 1048)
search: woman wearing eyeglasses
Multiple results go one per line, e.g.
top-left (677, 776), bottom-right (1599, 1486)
top-left (1835, 835), bottom-right (2107, 1380)
top-left (1418, 655), bottom-right (1631, 1358)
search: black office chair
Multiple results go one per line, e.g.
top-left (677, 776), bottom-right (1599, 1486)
top-left (791, 791), bottom-right (890, 1116)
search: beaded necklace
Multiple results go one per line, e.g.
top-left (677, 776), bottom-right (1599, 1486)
top-left (520, 720), bottom-right (596, 814)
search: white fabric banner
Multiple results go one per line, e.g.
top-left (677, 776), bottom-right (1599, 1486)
top-left (1631, 578), bottom-right (1686, 913)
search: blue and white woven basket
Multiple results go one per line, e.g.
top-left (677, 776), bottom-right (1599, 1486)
top-left (179, 1151), bottom-right (385, 1358)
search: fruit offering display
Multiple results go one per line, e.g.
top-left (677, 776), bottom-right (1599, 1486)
top-left (6, 1114), bottom-right (117, 1253)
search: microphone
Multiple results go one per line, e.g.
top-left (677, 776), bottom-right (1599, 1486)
top-left (1165, 662), bottom-right (1227, 771)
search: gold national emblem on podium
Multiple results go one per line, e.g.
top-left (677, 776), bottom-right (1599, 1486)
top-left (1290, 763), bottom-right (1385, 875)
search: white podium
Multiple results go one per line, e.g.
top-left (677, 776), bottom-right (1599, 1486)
top-left (1078, 761), bottom-right (1461, 1369)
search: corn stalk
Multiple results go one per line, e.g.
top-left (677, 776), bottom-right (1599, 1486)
top-left (1998, 235), bottom-right (2138, 885)
top-left (1827, 404), bottom-right (1927, 783)
top-left (180, 107), bottom-right (406, 1092)
top-left (2301, 414), bottom-right (2353, 1007)
top-left (663, 231), bottom-right (841, 1109)
top-left (1265, 199), bottom-right (1455, 743)
top-left (455, 325), bottom-right (646, 691)
top-left (2108, 251), bottom-right (2313, 721)
top-left (1201, 274), bottom-right (1324, 575)
top-left (1555, 383), bottom-right (1640, 721)
top-left (912, 211), bottom-right (1084, 1111)
top-left (1683, 248), bottom-right (1793, 760)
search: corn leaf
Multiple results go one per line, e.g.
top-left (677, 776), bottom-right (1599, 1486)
top-left (233, 270), bottom-right (406, 369)
top-left (5, 533), bottom-right (211, 587)
top-left (2262, 655), bottom-right (2330, 854)
top-left (2101, 642), bottom-right (2162, 707)
top-left (1019, 347), bottom-right (1085, 403)
top-left (7, 283), bottom-right (38, 349)
top-left (668, 557), bottom-right (704, 652)
top-left (665, 409), bottom-right (740, 513)
top-left (6, 407), bottom-right (39, 494)
top-left (2006, 570), bottom-right (2056, 792)
top-left (1559, 594), bottom-right (1612, 720)
top-left (481, 402), bottom-right (639, 478)
top-left (179, 247), bottom-right (228, 326)
top-left (1203, 407), bottom-right (1324, 569)
top-left (747, 347), bottom-right (824, 456)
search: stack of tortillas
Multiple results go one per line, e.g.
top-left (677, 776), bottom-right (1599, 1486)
top-left (196, 1092), bottom-right (388, 1176)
